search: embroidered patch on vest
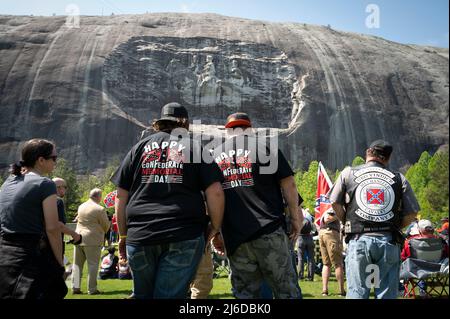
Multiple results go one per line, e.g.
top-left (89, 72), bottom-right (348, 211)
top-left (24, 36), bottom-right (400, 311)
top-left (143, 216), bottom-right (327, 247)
top-left (354, 167), bottom-right (396, 222)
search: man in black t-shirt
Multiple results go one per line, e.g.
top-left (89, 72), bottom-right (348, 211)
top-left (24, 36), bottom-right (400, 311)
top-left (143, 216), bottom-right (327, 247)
top-left (211, 112), bottom-right (302, 299)
top-left (112, 102), bottom-right (225, 299)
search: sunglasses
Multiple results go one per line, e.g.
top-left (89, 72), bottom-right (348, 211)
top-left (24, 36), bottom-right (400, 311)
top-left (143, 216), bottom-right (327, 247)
top-left (45, 155), bottom-right (58, 162)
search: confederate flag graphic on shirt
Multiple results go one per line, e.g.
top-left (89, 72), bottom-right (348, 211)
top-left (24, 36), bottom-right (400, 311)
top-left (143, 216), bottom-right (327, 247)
top-left (140, 141), bottom-right (185, 184)
top-left (366, 189), bottom-right (385, 205)
top-left (214, 149), bottom-right (254, 189)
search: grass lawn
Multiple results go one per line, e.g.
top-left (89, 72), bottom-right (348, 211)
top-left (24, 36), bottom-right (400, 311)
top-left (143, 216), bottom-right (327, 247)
top-left (63, 243), bottom-right (348, 299)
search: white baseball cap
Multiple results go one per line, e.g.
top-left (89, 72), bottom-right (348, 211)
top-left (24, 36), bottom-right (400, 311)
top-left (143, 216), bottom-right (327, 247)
top-left (418, 219), bottom-right (434, 231)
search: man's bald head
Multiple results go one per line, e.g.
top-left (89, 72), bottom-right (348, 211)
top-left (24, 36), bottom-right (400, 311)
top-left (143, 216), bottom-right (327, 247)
top-left (52, 177), bottom-right (67, 198)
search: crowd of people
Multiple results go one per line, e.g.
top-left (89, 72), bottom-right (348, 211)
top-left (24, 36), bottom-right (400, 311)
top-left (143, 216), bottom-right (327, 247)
top-left (0, 102), bottom-right (448, 300)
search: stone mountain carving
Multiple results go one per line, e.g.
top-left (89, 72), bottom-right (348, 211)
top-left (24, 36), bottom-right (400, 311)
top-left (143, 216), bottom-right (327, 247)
top-left (103, 36), bottom-right (300, 128)
top-left (0, 13), bottom-right (448, 173)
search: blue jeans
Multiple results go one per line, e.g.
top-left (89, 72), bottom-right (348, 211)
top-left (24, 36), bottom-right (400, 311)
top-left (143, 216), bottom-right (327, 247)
top-left (345, 234), bottom-right (400, 299)
top-left (127, 235), bottom-right (205, 299)
top-left (297, 236), bottom-right (315, 280)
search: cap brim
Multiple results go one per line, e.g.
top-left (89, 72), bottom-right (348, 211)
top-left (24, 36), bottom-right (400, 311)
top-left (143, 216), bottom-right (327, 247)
top-left (225, 119), bottom-right (252, 128)
top-left (155, 117), bottom-right (180, 123)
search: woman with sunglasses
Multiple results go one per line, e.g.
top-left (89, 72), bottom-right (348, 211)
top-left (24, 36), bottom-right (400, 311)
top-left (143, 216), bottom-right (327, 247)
top-left (0, 138), bottom-right (69, 299)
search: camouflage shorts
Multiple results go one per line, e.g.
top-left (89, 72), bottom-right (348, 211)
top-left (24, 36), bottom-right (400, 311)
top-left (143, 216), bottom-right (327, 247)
top-left (228, 227), bottom-right (302, 299)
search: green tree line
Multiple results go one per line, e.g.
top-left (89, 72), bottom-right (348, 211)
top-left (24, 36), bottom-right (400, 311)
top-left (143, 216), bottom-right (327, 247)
top-left (49, 158), bottom-right (120, 221)
top-left (294, 149), bottom-right (449, 225)
top-left (404, 148), bottom-right (449, 223)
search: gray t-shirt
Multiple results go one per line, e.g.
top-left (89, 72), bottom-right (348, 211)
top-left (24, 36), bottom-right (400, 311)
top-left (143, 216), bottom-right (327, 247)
top-left (0, 173), bottom-right (56, 235)
top-left (328, 165), bottom-right (420, 218)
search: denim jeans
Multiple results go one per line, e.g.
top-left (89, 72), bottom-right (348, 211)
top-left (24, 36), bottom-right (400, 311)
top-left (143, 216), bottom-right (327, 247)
top-left (127, 235), bottom-right (205, 299)
top-left (345, 234), bottom-right (400, 299)
top-left (297, 235), bottom-right (315, 280)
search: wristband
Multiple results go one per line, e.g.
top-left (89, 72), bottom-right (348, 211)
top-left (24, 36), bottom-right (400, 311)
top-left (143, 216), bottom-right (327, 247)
top-left (73, 234), bottom-right (82, 245)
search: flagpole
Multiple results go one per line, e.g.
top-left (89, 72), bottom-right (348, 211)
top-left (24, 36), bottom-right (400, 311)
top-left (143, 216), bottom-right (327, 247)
top-left (315, 162), bottom-right (334, 227)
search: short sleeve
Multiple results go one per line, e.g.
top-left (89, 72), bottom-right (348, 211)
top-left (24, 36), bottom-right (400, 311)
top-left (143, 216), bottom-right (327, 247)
top-left (327, 166), bottom-right (351, 205)
top-left (275, 150), bottom-right (294, 181)
top-left (57, 198), bottom-right (66, 224)
top-left (298, 193), bottom-right (304, 205)
top-left (199, 161), bottom-right (224, 191)
top-left (40, 178), bottom-right (57, 201)
top-left (111, 150), bottom-right (134, 191)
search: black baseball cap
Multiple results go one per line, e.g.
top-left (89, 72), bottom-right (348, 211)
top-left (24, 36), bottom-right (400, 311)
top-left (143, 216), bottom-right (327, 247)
top-left (156, 102), bottom-right (189, 122)
top-left (369, 139), bottom-right (393, 158)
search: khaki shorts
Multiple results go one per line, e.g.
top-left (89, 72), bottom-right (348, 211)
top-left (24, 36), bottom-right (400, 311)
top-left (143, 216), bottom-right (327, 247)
top-left (190, 245), bottom-right (214, 299)
top-left (319, 229), bottom-right (343, 267)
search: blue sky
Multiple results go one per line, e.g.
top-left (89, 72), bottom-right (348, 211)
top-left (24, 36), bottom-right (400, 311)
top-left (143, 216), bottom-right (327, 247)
top-left (0, 0), bottom-right (448, 48)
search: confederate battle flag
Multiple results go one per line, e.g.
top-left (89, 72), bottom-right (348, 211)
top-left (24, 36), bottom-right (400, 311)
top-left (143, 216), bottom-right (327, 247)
top-left (103, 190), bottom-right (117, 208)
top-left (314, 162), bottom-right (333, 227)
top-left (367, 189), bottom-right (385, 205)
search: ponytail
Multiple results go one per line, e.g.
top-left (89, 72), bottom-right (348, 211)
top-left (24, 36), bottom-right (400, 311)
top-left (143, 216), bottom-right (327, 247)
top-left (10, 160), bottom-right (25, 176)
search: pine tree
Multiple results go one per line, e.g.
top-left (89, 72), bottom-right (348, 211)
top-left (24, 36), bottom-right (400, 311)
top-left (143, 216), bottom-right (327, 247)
top-left (422, 149), bottom-right (449, 223)
top-left (405, 150), bottom-right (449, 224)
top-left (405, 151), bottom-right (432, 196)
top-left (296, 161), bottom-right (319, 212)
top-left (352, 156), bottom-right (365, 167)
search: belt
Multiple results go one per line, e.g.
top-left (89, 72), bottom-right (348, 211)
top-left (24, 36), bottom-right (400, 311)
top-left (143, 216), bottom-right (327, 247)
top-left (361, 231), bottom-right (392, 237)
top-left (347, 232), bottom-right (392, 241)
top-left (1, 232), bottom-right (42, 242)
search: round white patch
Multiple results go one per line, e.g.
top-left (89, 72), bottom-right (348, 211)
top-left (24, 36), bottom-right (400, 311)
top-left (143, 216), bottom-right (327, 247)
top-left (354, 170), bottom-right (396, 222)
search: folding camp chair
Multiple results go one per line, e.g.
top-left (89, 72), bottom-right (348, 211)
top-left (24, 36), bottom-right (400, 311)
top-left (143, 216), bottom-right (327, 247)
top-left (401, 237), bottom-right (449, 299)
top-left (403, 272), bottom-right (449, 298)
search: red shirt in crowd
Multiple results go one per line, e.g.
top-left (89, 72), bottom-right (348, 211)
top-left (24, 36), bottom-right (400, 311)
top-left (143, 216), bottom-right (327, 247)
top-left (111, 214), bottom-right (119, 233)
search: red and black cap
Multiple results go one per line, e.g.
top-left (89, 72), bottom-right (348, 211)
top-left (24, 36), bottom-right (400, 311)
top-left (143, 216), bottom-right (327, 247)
top-left (225, 112), bottom-right (252, 129)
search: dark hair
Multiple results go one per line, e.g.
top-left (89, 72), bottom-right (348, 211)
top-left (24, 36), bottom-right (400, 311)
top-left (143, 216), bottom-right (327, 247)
top-left (152, 119), bottom-right (189, 133)
top-left (10, 139), bottom-right (55, 176)
top-left (10, 161), bottom-right (25, 176)
top-left (367, 148), bottom-right (390, 162)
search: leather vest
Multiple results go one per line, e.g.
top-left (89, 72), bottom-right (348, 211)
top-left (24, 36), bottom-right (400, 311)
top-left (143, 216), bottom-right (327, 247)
top-left (344, 162), bottom-right (403, 235)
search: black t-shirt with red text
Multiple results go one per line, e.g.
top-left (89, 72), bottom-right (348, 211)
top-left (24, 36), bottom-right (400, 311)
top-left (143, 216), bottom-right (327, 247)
top-left (112, 131), bottom-right (223, 245)
top-left (212, 134), bottom-right (294, 256)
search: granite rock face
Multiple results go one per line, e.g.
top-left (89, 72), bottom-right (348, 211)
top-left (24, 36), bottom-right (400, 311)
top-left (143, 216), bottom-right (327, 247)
top-left (104, 36), bottom-right (298, 128)
top-left (0, 13), bottom-right (448, 173)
